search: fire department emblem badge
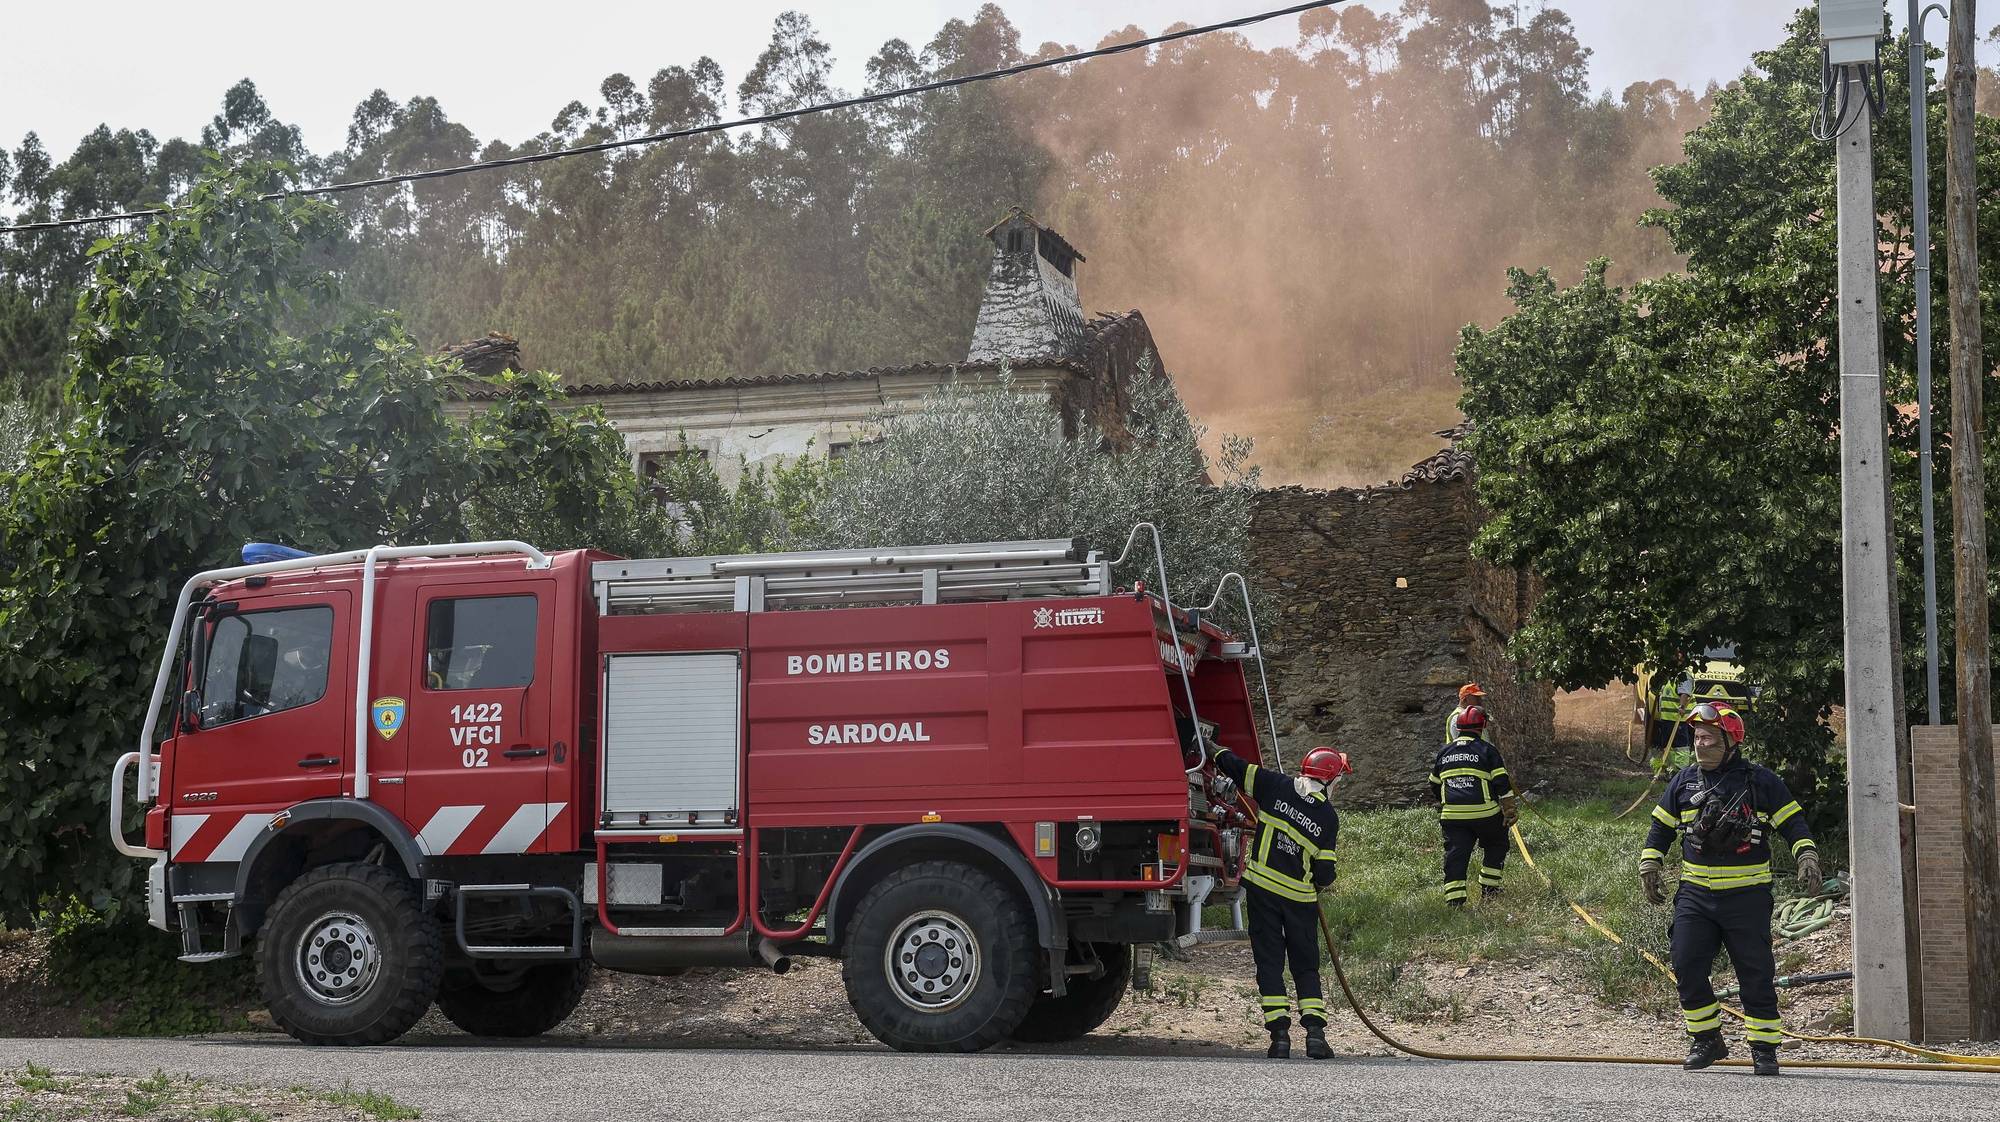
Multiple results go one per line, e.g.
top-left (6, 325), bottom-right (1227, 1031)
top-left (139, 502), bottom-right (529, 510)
top-left (371, 697), bottom-right (406, 740)
top-left (1033, 607), bottom-right (1055, 629)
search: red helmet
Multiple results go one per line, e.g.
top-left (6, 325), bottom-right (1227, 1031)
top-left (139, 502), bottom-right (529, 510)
top-left (1301, 747), bottom-right (1351, 783)
top-left (1456, 705), bottom-right (1489, 732)
top-left (1688, 702), bottom-right (1745, 749)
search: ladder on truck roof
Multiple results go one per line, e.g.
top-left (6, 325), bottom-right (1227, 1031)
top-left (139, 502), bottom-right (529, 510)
top-left (592, 538), bottom-right (1112, 614)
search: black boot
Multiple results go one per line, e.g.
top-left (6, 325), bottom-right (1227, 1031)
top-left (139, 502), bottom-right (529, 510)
top-left (1304, 1028), bottom-right (1333, 1060)
top-left (1684, 1030), bottom-right (1728, 1071)
top-left (1267, 1031), bottom-right (1291, 1059)
top-left (1751, 1044), bottom-right (1780, 1076)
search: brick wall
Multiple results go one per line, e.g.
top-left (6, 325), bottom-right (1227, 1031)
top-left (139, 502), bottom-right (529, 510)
top-left (1912, 725), bottom-right (2000, 1042)
top-left (1247, 480), bottom-right (1553, 807)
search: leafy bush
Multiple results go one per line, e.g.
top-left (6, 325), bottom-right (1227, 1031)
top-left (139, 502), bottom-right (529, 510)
top-left (36, 898), bottom-right (255, 1035)
top-left (812, 358), bottom-right (1257, 608)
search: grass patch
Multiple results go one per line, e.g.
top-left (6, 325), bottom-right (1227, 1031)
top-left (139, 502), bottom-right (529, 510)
top-left (312, 1083), bottom-right (419, 1121)
top-left (1320, 794), bottom-right (1681, 1014)
top-left (11, 1064), bottom-right (59, 1094)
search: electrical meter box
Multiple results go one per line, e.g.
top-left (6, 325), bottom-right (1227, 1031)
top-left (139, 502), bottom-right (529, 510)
top-left (1819, 0), bottom-right (1884, 64)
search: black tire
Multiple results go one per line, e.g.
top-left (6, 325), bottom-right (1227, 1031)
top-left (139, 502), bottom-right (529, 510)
top-left (1008, 942), bottom-right (1131, 1043)
top-left (255, 862), bottom-right (443, 1045)
top-left (436, 958), bottom-right (592, 1037)
top-left (841, 860), bottom-right (1038, 1052)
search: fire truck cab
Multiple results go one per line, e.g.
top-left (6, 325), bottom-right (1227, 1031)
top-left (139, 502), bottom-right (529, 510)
top-left (110, 533), bottom-right (1270, 1051)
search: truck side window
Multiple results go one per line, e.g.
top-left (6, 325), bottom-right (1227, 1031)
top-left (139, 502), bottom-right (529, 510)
top-left (200, 606), bottom-right (334, 726)
top-left (425, 595), bottom-right (536, 691)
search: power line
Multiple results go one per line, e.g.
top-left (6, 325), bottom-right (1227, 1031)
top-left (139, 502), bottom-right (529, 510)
top-left (0, 1), bottom-right (1344, 236)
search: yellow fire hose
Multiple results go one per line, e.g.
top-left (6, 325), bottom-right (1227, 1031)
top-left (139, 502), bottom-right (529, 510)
top-left (1305, 821), bottom-right (2000, 1073)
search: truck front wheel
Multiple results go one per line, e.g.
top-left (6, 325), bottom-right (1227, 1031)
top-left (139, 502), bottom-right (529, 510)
top-left (841, 860), bottom-right (1038, 1052)
top-left (255, 862), bottom-right (443, 1045)
top-left (1009, 942), bottom-right (1131, 1042)
top-left (436, 958), bottom-right (592, 1037)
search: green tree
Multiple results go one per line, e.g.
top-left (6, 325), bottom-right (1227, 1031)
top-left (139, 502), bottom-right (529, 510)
top-left (813, 359), bottom-right (1256, 602)
top-left (640, 435), bottom-right (829, 557)
top-left (0, 163), bottom-right (660, 921)
top-left (1458, 14), bottom-right (2000, 819)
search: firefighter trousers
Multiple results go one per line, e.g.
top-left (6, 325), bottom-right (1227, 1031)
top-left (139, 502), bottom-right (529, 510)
top-left (1669, 883), bottom-right (1780, 1044)
top-left (1246, 883), bottom-right (1325, 1033)
top-left (1440, 816), bottom-right (1508, 903)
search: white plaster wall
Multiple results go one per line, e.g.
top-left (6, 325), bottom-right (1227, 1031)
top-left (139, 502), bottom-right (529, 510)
top-left (455, 365), bottom-right (1076, 488)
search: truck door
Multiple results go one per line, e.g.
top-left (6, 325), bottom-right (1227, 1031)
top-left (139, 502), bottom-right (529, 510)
top-left (400, 580), bottom-right (561, 856)
top-left (167, 592), bottom-right (351, 865)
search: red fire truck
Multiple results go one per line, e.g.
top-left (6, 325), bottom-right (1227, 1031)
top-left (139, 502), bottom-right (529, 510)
top-left (109, 531), bottom-right (1272, 1051)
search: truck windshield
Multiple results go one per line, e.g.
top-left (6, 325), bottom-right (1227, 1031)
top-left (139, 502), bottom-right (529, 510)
top-left (201, 605), bottom-right (334, 726)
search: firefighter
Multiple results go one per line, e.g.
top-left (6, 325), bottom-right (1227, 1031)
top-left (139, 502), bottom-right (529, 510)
top-left (1636, 667), bottom-right (1693, 771)
top-left (1638, 703), bottom-right (1820, 1077)
top-left (1446, 682), bottom-right (1486, 742)
top-left (1428, 706), bottom-right (1516, 906)
top-left (1209, 741), bottom-right (1348, 1060)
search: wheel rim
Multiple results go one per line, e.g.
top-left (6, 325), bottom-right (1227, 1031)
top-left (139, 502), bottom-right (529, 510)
top-left (884, 909), bottom-right (981, 1014)
top-left (294, 911), bottom-right (382, 1007)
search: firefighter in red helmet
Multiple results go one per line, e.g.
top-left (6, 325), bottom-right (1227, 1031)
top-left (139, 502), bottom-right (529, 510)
top-left (1428, 705), bottom-right (1517, 906)
top-left (1640, 702), bottom-right (1818, 1076)
top-left (1207, 740), bottom-right (1347, 1060)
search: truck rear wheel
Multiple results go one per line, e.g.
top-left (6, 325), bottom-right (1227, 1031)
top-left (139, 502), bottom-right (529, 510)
top-left (436, 958), bottom-right (592, 1037)
top-left (255, 862), bottom-right (442, 1045)
top-left (841, 860), bottom-right (1037, 1052)
top-left (1009, 942), bottom-right (1131, 1043)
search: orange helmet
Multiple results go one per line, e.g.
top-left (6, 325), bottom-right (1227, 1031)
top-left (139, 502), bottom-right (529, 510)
top-left (1301, 747), bottom-right (1351, 784)
top-left (1456, 705), bottom-right (1489, 732)
top-left (1458, 683), bottom-right (1486, 704)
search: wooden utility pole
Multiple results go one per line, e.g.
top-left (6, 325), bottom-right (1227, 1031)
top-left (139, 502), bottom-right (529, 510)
top-left (1945, 0), bottom-right (2000, 1041)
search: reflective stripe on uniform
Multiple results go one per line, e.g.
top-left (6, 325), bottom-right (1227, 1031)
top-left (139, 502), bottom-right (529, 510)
top-left (1684, 1002), bottom-right (1722, 1034)
top-left (1478, 864), bottom-right (1504, 887)
top-left (1652, 805), bottom-right (1678, 827)
top-left (1639, 847), bottom-right (1667, 863)
top-left (1442, 879), bottom-right (1468, 902)
top-left (1245, 862), bottom-right (1318, 902)
top-left (1744, 1014), bottom-right (1783, 1044)
top-left (1792, 837), bottom-right (1817, 858)
top-left (1771, 800), bottom-right (1802, 827)
top-left (1681, 861), bottom-right (1773, 889)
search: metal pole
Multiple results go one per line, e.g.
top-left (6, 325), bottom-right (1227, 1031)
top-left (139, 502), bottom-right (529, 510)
top-left (1833, 64), bottom-right (1916, 1041)
top-left (1912, 0), bottom-right (1944, 725)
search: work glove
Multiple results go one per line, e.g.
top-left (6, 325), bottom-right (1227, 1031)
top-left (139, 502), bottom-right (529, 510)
top-left (1500, 796), bottom-right (1520, 828)
top-left (1796, 849), bottom-right (1823, 892)
top-left (1639, 857), bottom-right (1666, 906)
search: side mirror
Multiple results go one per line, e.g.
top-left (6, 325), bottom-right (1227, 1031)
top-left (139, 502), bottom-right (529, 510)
top-left (181, 690), bottom-right (201, 733)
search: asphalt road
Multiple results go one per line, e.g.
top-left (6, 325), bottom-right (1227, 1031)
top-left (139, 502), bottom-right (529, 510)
top-left (2, 1037), bottom-right (1994, 1121)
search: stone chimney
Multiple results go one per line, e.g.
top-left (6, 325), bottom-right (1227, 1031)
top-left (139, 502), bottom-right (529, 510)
top-left (966, 208), bottom-right (1089, 364)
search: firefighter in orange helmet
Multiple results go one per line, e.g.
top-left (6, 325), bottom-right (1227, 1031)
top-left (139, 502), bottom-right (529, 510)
top-left (1208, 741), bottom-right (1347, 1059)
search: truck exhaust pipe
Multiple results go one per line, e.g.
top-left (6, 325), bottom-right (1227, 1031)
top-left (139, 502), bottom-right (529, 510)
top-left (757, 937), bottom-right (792, 975)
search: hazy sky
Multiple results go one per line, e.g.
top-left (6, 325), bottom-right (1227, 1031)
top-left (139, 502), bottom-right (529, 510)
top-left (0, 2), bottom-right (1969, 164)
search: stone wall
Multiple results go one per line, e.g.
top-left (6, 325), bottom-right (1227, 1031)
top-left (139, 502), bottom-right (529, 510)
top-left (1911, 725), bottom-right (2000, 1042)
top-left (1247, 480), bottom-right (1553, 807)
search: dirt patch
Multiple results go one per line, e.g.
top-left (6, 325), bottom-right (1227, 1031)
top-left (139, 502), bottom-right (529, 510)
top-left (0, 931), bottom-right (108, 1039)
top-left (1554, 687), bottom-right (1636, 752)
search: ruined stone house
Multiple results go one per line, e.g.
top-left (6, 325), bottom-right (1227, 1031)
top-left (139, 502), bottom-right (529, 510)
top-left (1249, 429), bottom-right (1555, 806)
top-left (452, 208), bottom-right (1166, 488)
top-left (447, 209), bottom-right (1552, 806)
